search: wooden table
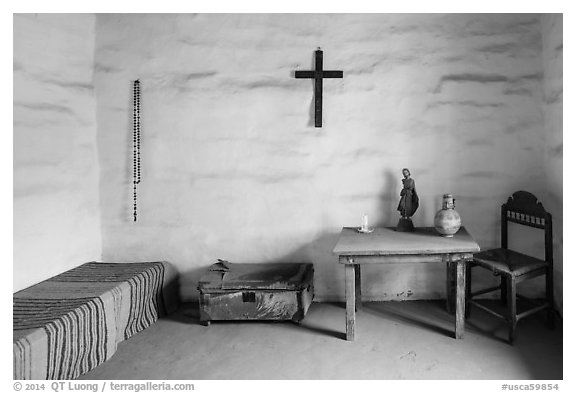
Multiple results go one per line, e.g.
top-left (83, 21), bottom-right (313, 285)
top-left (333, 226), bottom-right (480, 341)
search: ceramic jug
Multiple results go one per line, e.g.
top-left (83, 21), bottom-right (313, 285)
top-left (434, 194), bottom-right (461, 237)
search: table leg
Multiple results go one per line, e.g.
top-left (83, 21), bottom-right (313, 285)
top-left (465, 261), bottom-right (472, 319)
top-left (455, 260), bottom-right (466, 339)
top-left (345, 264), bottom-right (356, 341)
top-left (446, 261), bottom-right (455, 314)
top-left (355, 264), bottom-right (362, 311)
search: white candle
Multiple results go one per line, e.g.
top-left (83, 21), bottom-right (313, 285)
top-left (362, 214), bottom-right (368, 230)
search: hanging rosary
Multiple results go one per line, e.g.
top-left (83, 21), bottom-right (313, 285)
top-left (132, 79), bottom-right (141, 222)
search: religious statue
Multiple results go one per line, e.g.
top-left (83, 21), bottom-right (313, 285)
top-left (396, 168), bottom-right (419, 232)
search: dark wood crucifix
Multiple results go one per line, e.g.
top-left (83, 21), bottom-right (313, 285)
top-left (295, 48), bottom-right (343, 127)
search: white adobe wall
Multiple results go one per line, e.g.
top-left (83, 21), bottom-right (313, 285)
top-left (13, 14), bottom-right (102, 292)
top-left (540, 14), bottom-right (563, 314)
top-left (93, 14), bottom-right (548, 301)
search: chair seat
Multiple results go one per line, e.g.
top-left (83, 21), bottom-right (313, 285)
top-left (473, 248), bottom-right (548, 277)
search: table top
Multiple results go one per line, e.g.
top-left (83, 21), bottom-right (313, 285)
top-left (332, 227), bottom-right (480, 256)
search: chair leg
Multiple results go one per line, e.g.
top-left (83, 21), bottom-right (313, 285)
top-left (546, 267), bottom-right (555, 329)
top-left (507, 275), bottom-right (517, 344)
top-left (465, 263), bottom-right (472, 319)
top-left (500, 275), bottom-right (507, 305)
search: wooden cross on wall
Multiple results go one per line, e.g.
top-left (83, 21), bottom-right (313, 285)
top-left (295, 48), bottom-right (343, 128)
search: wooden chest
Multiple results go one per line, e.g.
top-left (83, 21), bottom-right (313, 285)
top-left (198, 261), bottom-right (314, 325)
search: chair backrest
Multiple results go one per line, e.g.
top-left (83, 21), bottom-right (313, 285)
top-left (501, 191), bottom-right (553, 265)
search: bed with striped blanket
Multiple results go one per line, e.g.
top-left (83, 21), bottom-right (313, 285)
top-left (13, 262), bottom-right (178, 380)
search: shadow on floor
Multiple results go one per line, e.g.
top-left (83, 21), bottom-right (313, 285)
top-left (361, 301), bottom-right (455, 338)
top-left (167, 301), bottom-right (346, 339)
top-left (465, 299), bottom-right (563, 379)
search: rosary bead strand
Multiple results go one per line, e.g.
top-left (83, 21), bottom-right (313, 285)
top-left (132, 80), bottom-right (141, 222)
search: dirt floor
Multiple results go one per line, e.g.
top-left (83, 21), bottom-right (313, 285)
top-left (80, 300), bottom-right (563, 380)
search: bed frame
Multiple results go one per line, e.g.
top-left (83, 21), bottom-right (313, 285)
top-left (13, 261), bottom-right (178, 380)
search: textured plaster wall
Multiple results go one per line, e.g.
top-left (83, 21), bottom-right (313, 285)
top-left (540, 14), bottom-right (563, 314)
top-left (94, 14), bottom-right (548, 301)
top-left (13, 14), bottom-right (102, 292)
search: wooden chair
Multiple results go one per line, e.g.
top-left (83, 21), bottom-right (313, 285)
top-left (466, 191), bottom-right (554, 344)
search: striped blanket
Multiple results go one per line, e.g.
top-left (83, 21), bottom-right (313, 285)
top-left (13, 262), bottom-right (178, 380)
